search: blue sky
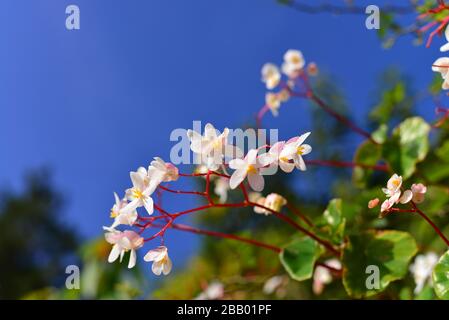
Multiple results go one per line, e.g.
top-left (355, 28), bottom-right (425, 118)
top-left (0, 0), bottom-right (442, 276)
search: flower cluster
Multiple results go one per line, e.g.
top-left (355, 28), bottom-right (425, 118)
top-left (261, 50), bottom-right (317, 116)
top-left (188, 123), bottom-right (312, 193)
top-left (104, 123), bottom-right (312, 275)
top-left (104, 156), bottom-right (178, 274)
top-left (368, 174), bottom-right (427, 215)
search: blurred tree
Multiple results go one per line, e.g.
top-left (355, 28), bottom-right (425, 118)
top-left (0, 170), bottom-right (78, 299)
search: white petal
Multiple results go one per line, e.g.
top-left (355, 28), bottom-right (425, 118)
top-left (399, 190), bottom-right (413, 204)
top-left (152, 261), bottom-right (164, 276)
top-left (130, 172), bottom-right (144, 190)
top-left (248, 173), bottom-right (264, 192)
top-left (295, 155), bottom-right (307, 171)
top-left (143, 196), bottom-right (154, 215)
top-left (128, 249), bottom-right (137, 269)
top-left (120, 198), bottom-right (140, 215)
top-left (163, 257), bottom-right (173, 275)
top-left (246, 149), bottom-right (259, 164)
top-left (279, 160), bottom-right (294, 173)
top-left (205, 123), bottom-right (217, 139)
top-left (258, 153), bottom-right (277, 166)
top-left (296, 132), bottom-right (311, 146)
top-left (229, 170), bottom-right (246, 189)
top-left (108, 244), bottom-right (121, 263)
top-left (300, 144), bottom-right (312, 155)
top-left (144, 247), bottom-right (166, 262)
top-left (229, 158), bottom-right (246, 170)
top-left (441, 43), bottom-right (449, 52)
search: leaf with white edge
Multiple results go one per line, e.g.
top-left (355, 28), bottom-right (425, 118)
top-left (320, 199), bottom-right (346, 244)
top-left (342, 230), bottom-right (417, 298)
top-left (432, 250), bottom-right (449, 300)
top-left (383, 117), bottom-right (430, 179)
top-left (280, 237), bottom-right (324, 282)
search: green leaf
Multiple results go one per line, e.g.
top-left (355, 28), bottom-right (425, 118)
top-left (342, 230), bottom-right (417, 298)
top-left (383, 117), bottom-right (430, 179)
top-left (280, 237), bottom-right (324, 282)
top-left (432, 250), bottom-right (449, 300)
top-left (317, 199), bottom-right (346, 244)
top-left (353, 140), bottom-right (382, 188)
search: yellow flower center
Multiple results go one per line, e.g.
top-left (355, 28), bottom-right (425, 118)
top-left (297, 146), bottom-right (305, 155)
top-left (291, 56), bottom-right (301, 64)
top-left (132, 189), bottom-right (144, 199)
top-left (110, 210), bottom-right (118, 218)
top-left (280, 156), bottom-right (290, 163)
top-left (212, 139), bottom-right (222, 149)
top-left (392, 179), bottom-right (400, 187)
top-left (247, 165), bottom-right (257, 174)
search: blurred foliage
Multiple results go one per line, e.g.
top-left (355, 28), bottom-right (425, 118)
top-left (153, 64), bottom-right (449, 299)
top-left (0, 171), bottom-right (78, 299)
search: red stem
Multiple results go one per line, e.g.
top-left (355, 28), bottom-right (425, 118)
top-left (160, 223), bottom-right (282, 253)
top-left (308, 93), bottom-right (377, 144)
top-left (411, 202), bottom-right (449, 247)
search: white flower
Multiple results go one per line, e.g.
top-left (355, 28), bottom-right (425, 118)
top-left (121, 168), bottom-right (156, 215)
top-left (104, 228), bottom-right (144, 269)
top-left (282, 49), bottom-right (305, 78)
top-left (229, 149), bottom-right (264, 192)
top-left (195, 281), bottom-right (224, 300)
top-left (263, 275), bottom-right (285, 295)
top-left (381, 190), bottom-right (401, 213)
top-left (259, 141), bottom-right (295, 173)
top-left (187, 123), bottom-right (242, 171)
top-left (265, 92), bottom-right (281, 116)
top-left (254, 193), bottom-right (287, 215)
top-left (432, 57), bottom-right (449, 90)
top-left (261, 63), bottom-right (281, 89)
top-left (441, 25), bottom-right (449, 52)
top-left (411, 183), bottom-right (427, 204)
top-left (214, 177), bottom-right (230, 203)
top-left (109, 192), bottom-right (137, 229)
top-left (279, 132), bottom-right (312, 171)
top-left (148, 157), bottom-right (179, 184)
top-left (144, 246), bottom-right (172, 276)
top-left (312, 259), bottom-right (341, 295)
top-left (410, 252), bottom-right (439, 295)
top-left (382, 174), bottom-right (403, 198)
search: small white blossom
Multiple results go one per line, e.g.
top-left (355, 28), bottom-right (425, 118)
top-left (144, 246), bottom-right (172, 276)
top-left (104, 228), bottom-right (144, 269)
top-left (279, 132), bottom-right (312, 171)
top-left (263, 275), bottom-right (285, 295)
top-left (109, 192), bottom-right (137, 229)
top-left (195, 281), bottom-right (224, 300)
top-left (259, 141), bottom-right (295, 173)
top-left (148, 157), bottom-right (179, 184)
top-left (432, 57), bottom-right (449, 90)
top-left (121, 168), bottom-right (156, 215)
top-left (214, 177), bottom-right (230, 203)
top-left (261, 63), bottom-right (281, 89)
top-left (229, 149), bottom-right (264, 192)
top-left (382, 174), bottom-right (402, 197)
top-left (282, 49), bottom-right (305, 78)
top-left (265, 92), bottom-right (281, 116)
top-left (187, 123), bottom-right (242, 171)
top-left (410, 252), bottom-right (439, 295)
top-left (254, 193), bottom-right (287, 215)
top-left (312, 259), bottom-right (341, 295)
